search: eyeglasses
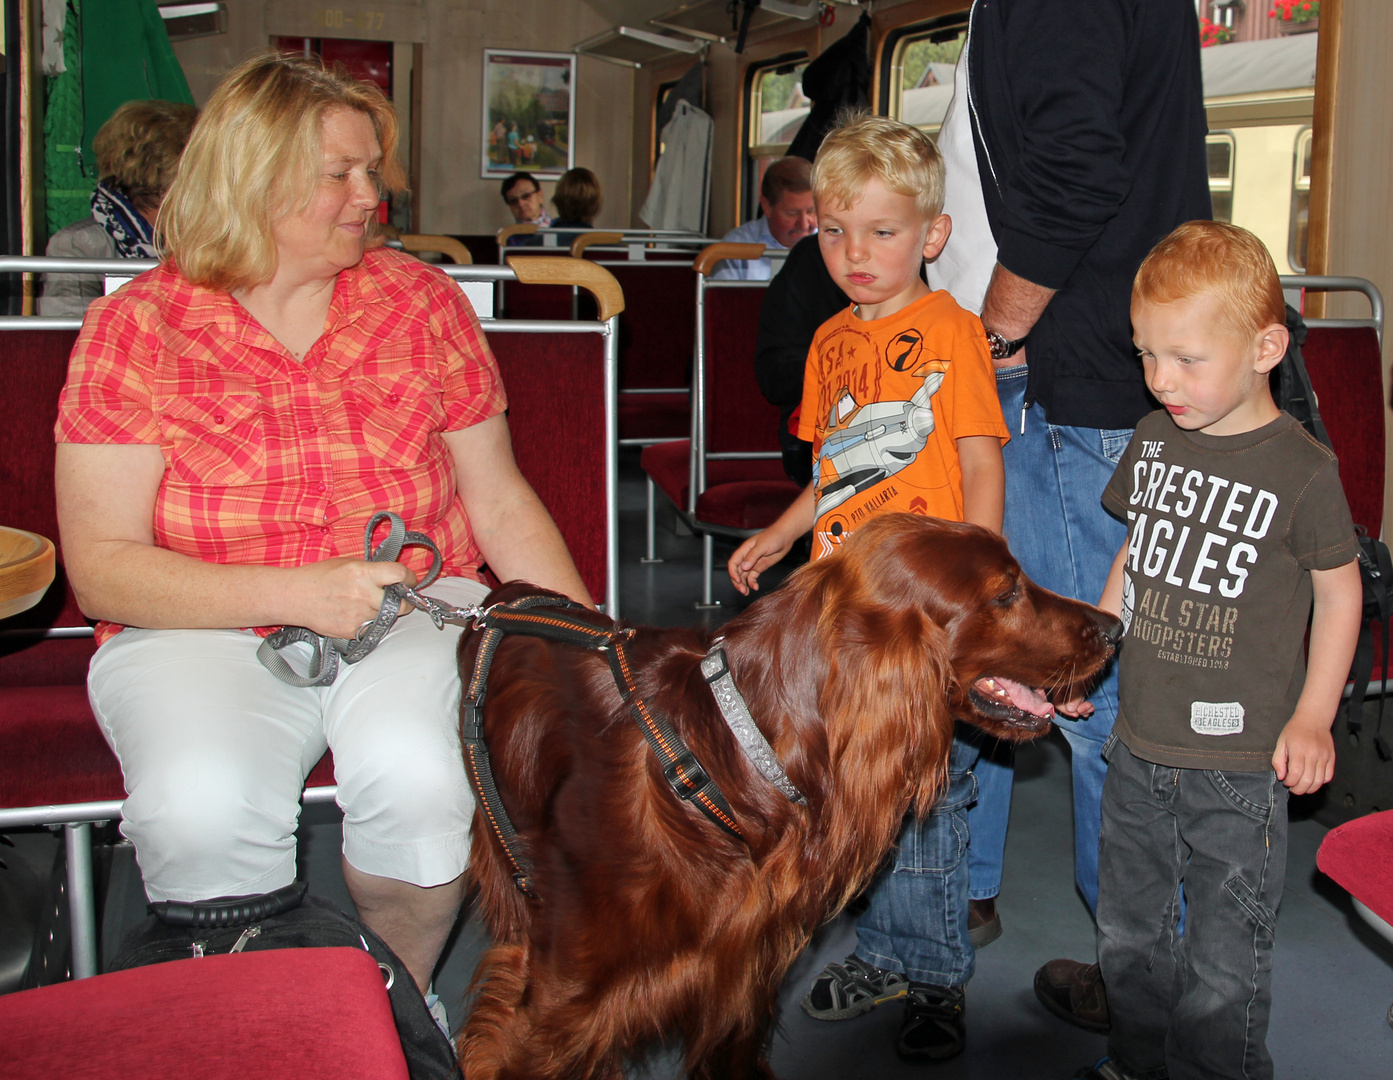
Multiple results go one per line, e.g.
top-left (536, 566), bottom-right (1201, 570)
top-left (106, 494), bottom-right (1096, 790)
top-left (505, 188), bottom-right (541, 206)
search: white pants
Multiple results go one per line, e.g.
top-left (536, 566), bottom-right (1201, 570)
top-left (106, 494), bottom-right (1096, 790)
top-left (87, 577), bottom-right (488, 903)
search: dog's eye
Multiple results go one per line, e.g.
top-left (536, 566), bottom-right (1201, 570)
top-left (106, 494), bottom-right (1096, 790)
top-left (993, 584), bottom-right (1019, 606)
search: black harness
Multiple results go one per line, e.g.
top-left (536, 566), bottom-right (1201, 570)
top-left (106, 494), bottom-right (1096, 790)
top-left (461, 595), bottom-right (748, 898)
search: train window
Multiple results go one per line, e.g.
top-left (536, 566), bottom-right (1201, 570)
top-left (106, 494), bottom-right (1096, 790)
top-left (742, 55), bottom-right (809, 221)
top-left (881, 14), bottom-right (969, 133)
top-left (1207, 133), bottom-right (1236, 223)
top-left (1288, 127), bottom-right (1312, 273)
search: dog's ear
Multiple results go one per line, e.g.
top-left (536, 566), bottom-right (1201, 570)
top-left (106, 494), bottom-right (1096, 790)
top-left (805, 558), bottom-right (956, 888)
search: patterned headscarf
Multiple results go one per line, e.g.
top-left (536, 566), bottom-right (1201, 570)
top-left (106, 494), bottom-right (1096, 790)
top-left (90, 181), bottom-right (158, 259)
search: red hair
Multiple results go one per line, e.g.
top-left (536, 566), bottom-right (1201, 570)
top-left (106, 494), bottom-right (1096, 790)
top-left (1133, 220), bottom-right (1285, 340)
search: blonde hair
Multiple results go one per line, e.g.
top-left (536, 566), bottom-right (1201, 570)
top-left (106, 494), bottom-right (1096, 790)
top-left (553, 167), bottom-right (603, 223)
top-left (159, 51), bottom-right (405, 292)
top-left (812, 113), bottom-right (945, 221)
top-left (1133, 221), bottom-right (1286, 341)
top-left (93, 99), bottom-right (198, 210)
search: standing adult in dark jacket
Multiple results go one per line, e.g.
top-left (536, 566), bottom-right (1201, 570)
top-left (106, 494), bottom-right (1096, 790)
top-left (926, 0), bottom-right (1211, 1034)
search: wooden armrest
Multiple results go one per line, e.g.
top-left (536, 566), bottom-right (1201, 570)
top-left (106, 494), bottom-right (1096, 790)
top-left (505, 256), bottom-right (625, 322)
top-left (497, 223), bottom-right (539, 248)
top-left (693, 243), bottom-right (766, 276)
top-left (399, 234), bottom-right (472, 265)
top-left (569, 232), bottom-right (624, 259)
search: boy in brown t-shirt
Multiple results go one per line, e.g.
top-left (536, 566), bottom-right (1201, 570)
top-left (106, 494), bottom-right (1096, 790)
top-left (729, 115), bottom-right (1008, 1061)
top-left (1060, 222), bottom-right (1362, 1080)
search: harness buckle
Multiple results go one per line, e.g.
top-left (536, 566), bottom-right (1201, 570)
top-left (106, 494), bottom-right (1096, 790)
top-left (663, 752), bottom-right (709, 799)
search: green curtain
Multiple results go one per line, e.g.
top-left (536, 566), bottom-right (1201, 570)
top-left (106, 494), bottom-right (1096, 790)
top-left (43, 0), bottom-right (194, 238)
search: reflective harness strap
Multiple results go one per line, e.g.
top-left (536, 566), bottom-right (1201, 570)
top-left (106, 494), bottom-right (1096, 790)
top-left (462, 596), bottom-right (747, 898)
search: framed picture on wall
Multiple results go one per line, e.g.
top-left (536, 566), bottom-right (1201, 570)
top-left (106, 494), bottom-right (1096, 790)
top-left (481, 49), bottom-right (576, 180)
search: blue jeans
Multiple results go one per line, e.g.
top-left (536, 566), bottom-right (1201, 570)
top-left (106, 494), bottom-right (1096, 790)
top-left (965, 364), bottom-right (1131, 913)
top-left (1098, 736), bottom-right (1287, 1080)
top-left (854, 734), bottom-right (979, 987)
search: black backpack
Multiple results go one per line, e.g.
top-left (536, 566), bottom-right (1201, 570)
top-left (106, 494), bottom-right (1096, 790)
top-left (109, 881), bottom-right (462, 1080)
top-left (1275, 304), bottom-right (1392, 760)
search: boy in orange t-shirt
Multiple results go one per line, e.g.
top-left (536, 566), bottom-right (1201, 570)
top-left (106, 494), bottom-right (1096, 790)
top-left (729, 114), bottom-right (1008, 1061)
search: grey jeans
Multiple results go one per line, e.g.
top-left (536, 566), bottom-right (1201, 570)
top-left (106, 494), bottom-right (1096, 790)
top-left (1097, 734), bottom-right (1288, 1080)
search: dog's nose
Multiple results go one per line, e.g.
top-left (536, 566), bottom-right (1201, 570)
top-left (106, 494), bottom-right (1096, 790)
top-left (1101, 615), bottom-right (1125, 647)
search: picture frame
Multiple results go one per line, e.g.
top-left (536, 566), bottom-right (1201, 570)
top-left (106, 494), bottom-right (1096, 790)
top-left (481, 49), bottom-right (576, 180)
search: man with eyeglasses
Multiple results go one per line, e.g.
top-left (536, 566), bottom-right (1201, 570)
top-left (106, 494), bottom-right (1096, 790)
top-left (501, 172), bottom-right (550, 239)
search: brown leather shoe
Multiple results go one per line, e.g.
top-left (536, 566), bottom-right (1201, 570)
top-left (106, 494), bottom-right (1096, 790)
top-left (1033, 959), bottom-right (1110, 1034)
top-left (968, 897), bottom-right (1002, 948)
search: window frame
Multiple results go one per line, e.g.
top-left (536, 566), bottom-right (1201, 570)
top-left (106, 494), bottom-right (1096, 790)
top-left (1206, 131), bottom-right (1236, 224)
top-left (741, 51), bottom-right (809, 224)
top-left (879, 12), bottom-right (970, 133)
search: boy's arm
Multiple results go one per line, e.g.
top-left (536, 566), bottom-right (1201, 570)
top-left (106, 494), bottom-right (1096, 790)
top-left (957, 435), bottom-right (1005, 534)
top-left (1273, 558), bottom-right (1363, 794)
top-left (728, 482), bottom-right (816, 595)
top-left (1056, 542), bottom-right (1128, 719)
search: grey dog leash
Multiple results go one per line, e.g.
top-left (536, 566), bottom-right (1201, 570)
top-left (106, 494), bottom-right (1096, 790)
top-left (258, 511), bottom-right (484, 687)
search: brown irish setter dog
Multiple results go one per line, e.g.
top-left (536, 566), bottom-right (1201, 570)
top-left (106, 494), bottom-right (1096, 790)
top-left (457, 514), bottom-right (1122, 1080)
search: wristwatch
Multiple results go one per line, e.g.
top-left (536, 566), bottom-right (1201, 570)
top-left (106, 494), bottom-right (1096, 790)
top-left (984, 328), bottom-right (1028, 360)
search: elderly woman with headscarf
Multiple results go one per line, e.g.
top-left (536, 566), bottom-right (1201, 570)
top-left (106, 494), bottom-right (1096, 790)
top-left (39, 98), bottom-right (198, 316)
top-left (53, 52), bottom-right (590, 1013)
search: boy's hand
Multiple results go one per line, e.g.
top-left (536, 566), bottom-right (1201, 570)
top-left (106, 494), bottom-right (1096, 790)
top-left (1272, 712), bottom-right (1337, 795)
top-left (1053, 697), bottom-right (1095, 721)
top-left (728, 529), bottom-right (793, 595)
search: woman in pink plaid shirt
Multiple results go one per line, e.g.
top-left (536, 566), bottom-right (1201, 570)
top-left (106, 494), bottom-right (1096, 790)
top-left (54, 53), bottom-right (590, 1014)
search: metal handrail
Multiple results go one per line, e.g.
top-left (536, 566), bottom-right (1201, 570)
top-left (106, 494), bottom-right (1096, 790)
top-left (1280, 274), bottom-right (1384, 346)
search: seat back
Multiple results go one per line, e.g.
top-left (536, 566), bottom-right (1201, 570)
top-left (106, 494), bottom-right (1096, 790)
top-left (700, 282), bottom-right (782, 457)
top-left (1281, 275), bottom-right (1387, 536)
top-left (0, 328), bottom-right (95, 688)
top-left (486, 330), bottom-right (609, 605)
top-left (1302, 324), bottom-right (1384, 534)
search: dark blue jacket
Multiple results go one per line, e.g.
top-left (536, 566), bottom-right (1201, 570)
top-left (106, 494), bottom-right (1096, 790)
top-left (968, 0), bottom-right (1212, 429)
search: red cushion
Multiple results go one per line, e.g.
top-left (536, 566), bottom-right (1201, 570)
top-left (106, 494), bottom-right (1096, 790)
top-left (0, 947), bottom-right (409, 1080)
top-left (640, 439), bottom-right (692, 510)
top-left (1317, 809), bottom-right (1393, 927)
top-left (696, 479), bottom-right (804, 531)
top-left (1303, 325), bottom-right (1385, 534)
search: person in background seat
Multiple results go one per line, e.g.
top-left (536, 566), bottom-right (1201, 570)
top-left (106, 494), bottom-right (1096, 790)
top-left (39, 99), bottom-right (198, 317)
top-left (713, 155), bottom-right (816, 281)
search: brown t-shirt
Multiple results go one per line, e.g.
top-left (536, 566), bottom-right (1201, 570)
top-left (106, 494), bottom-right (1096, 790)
top-left (1102, 411), bottom-right (1358, 771)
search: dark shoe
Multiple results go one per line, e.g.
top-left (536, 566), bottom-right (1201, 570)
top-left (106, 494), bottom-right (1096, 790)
top-left (968, 896), bottom-right (1002, 948)
top-left (896, 983), bottom-right (966, 1060)
top-left (1035, 959), bottom-right (1110, 1034)
top-left (800, 954), bottom-right (909, 1020)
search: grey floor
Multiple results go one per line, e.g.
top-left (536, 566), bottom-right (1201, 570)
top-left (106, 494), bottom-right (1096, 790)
top-left (6, 450), bottom-right (1393, 1077)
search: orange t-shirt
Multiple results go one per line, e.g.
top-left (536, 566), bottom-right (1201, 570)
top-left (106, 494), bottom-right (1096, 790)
top-left (797, 290), bottom-right (1009, 560)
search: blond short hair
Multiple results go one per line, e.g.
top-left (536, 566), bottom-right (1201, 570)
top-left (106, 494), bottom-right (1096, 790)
top-left (1133, 221), bottom-right (1286, 341)
top-left (93, 99), bottom-right (198, 210)
top-left (159, 51), bottom-right (405, 292)
top-left (812, 114), bottom-right (945, 221)
top-left (553, 167), bottom-right (603, 223)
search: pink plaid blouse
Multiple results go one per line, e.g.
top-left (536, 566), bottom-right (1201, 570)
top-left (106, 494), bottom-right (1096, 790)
top-left (56, 247), bottom-right (507, 643)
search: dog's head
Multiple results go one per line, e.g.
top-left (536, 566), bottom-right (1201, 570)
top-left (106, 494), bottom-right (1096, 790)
top-left (821, 514), bottom-right (1122, 738)
top-left (727, 514), bottom-right (1120, 819)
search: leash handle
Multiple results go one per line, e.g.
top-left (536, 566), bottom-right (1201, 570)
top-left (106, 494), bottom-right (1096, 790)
top-left (259, 511), bottom-right (451, 687)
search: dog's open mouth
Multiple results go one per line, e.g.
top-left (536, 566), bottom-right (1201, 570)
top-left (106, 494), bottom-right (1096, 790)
top-left (969, 676), bottom-right (1056, 732)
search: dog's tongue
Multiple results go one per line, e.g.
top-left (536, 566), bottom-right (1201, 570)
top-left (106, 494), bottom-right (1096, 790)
top-left (976, 676), bottom-right (1055, 718)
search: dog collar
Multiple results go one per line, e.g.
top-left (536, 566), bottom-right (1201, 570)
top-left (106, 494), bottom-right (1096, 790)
top-left (701, 644), bottom-right (805, 804)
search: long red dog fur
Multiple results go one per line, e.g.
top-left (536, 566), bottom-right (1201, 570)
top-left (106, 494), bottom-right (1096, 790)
top-left (457, 513), bottom-right (1122, 1079)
